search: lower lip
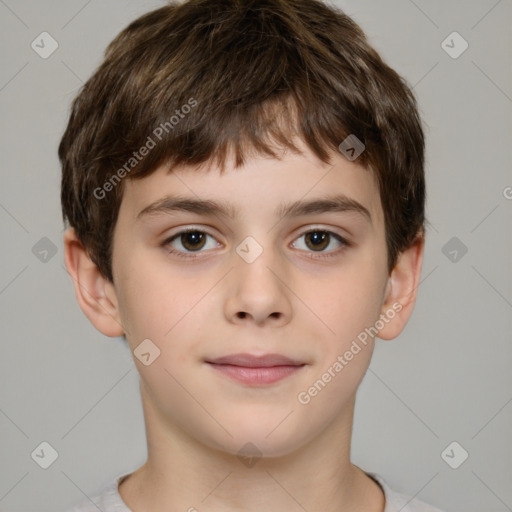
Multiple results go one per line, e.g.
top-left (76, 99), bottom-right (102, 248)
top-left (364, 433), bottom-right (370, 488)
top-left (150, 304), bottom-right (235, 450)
top-left (207, 363), bottom-right (305, 385)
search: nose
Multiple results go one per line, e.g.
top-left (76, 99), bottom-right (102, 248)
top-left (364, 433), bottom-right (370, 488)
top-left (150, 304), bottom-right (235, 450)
top-left (224, 242), bottom-right (293, 327)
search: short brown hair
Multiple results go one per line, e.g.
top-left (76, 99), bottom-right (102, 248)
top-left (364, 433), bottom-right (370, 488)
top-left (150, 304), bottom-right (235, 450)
top-left (59, 0), bottom-right (425, 283)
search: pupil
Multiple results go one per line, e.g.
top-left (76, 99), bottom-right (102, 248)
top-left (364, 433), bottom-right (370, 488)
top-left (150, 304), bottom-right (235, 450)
top-left (184, 232), bottom-right (204, 250)
top-left (307, 231), bottom-right (328, 251)
top-left (311, 232), bottom-right (324, 244)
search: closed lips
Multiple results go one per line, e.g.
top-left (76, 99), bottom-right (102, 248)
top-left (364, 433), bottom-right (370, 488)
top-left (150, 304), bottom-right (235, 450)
top-left (206, 353), bottom-right (305, 367)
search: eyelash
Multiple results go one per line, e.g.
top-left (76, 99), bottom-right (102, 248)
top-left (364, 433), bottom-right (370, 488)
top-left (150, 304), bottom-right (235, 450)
top-left (161, 227), bottom-right (351, 261)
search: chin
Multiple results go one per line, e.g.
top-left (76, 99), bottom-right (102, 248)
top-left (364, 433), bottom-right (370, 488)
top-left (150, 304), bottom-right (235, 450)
top-left (200, 422), bottom-right (312, 461)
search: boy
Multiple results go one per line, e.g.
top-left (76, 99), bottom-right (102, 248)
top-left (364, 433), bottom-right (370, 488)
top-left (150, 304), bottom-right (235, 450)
top-left (60, 0), bottom-right (443, 510)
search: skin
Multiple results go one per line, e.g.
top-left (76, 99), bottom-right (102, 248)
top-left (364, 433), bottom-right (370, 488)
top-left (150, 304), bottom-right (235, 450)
top-left (64, 139), bottom-right (424, 512)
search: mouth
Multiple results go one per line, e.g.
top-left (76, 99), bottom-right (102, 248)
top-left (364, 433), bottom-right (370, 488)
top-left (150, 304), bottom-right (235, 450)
top-left (205, 353), bottom-right (307, 386)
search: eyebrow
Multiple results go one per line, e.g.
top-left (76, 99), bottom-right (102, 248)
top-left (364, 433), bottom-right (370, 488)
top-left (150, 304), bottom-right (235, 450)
top-left (136, 194), bottom-right (372, 223)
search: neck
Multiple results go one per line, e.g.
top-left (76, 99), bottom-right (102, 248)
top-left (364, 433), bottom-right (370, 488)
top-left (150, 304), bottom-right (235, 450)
top-left (119, 382), bottom-right (384, 512)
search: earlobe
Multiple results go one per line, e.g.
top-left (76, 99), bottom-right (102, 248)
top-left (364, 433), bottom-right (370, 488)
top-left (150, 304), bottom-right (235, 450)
top-left (377, 234), bottom-right (425, 340)
top-left (63, 227), bottom-right (125, 338)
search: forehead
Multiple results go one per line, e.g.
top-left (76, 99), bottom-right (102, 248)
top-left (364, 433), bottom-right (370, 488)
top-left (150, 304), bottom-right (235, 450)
top-left (119, 145), bottom-right (384, 228)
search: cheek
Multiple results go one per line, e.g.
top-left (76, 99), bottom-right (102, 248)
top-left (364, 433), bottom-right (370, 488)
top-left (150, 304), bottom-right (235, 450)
top-left (294, 271), bottom-right (385, 412)
top-left (314, 267), bottom-right (385, 347)
top-left (114, 250), bottom-right (188, 341)
top-left (116, 263), bottom-right (221, 381)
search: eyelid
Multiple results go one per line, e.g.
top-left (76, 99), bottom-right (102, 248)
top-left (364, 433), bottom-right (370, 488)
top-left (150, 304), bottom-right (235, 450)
top-left (290, 227), bottom-right (351, 253)
top-left (164, 223), bottom-right (350, 241)
top-left (161, 224), bottom-right (352, 260)
top-left (161, 226), bottom-right (221, 255)
top-left (294, 224), bottom-right (350, 238)
top-left (163, 225), bottom-right (219, 239)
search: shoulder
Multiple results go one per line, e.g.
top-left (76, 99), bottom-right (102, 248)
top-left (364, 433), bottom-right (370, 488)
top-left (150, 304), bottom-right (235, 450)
top-left (63, 474), bottom-right (131, 512)
top-left (367, 473), bottom-right (445, 512)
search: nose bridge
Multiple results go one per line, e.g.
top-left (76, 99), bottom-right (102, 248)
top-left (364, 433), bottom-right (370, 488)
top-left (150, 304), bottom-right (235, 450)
top-left (226, 232), bottom-right (292, 324)
top-left (234, 233), bottom-right (282, 291)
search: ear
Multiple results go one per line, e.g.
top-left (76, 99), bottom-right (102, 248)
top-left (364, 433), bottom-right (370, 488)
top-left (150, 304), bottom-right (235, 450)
top-left (63, 227), bottom-right (125, 338)
top-left (377, 234), bottom-right (425, 340)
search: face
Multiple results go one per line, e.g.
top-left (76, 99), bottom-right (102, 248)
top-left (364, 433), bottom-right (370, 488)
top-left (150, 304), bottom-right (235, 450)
top-left (108, 144), bottom-right (394, 458)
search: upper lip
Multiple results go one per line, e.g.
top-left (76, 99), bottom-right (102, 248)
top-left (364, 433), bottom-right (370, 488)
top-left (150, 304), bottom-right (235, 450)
top-left (206, 353), bottom-right (305, 367)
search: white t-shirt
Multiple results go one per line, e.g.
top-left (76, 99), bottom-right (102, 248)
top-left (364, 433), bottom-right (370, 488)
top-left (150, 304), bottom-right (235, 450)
top-left (65, 472), bottom-right (444, 511)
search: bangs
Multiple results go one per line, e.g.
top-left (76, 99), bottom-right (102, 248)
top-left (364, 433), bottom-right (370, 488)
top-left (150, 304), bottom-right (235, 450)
top-left (59, 0), bottom-right (424, 283)
top-left (127, 92), bottom-right (361, 180)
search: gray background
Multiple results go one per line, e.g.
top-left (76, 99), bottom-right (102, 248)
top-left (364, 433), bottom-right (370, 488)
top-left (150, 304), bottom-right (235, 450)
top-left (0, 0), bottom-right (511, 510)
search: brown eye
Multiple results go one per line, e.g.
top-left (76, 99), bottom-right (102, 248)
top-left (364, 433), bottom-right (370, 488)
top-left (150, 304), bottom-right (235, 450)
top-left (162, 229), bottom-right (219, 259)
top-left (292, 229), bottom-right (348, 258)
top-left (179, 231), bottom-right (207, 251)
top-left (304, 231), bottom-right (330, 251)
